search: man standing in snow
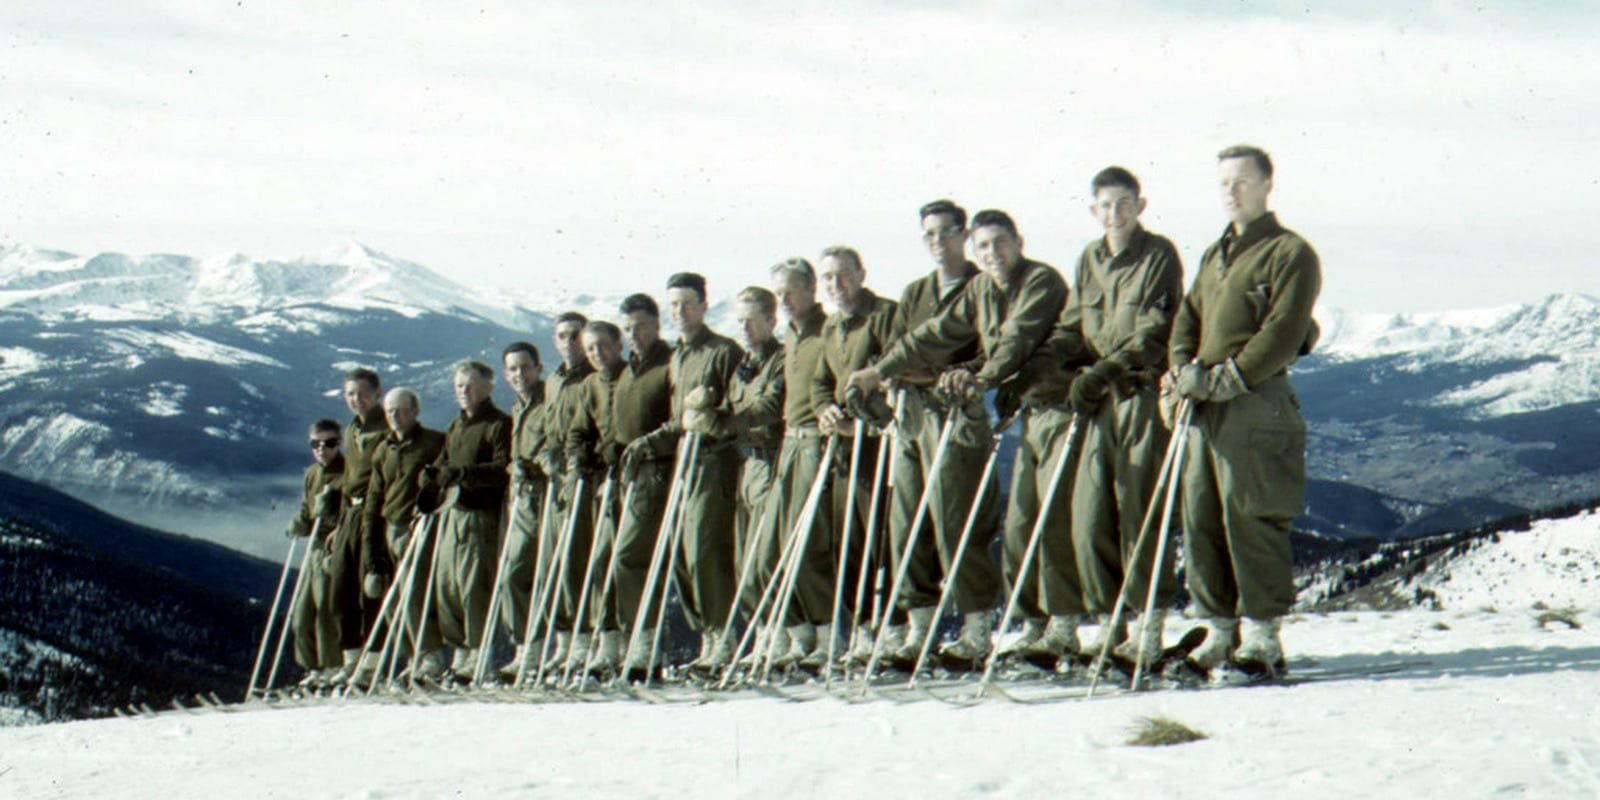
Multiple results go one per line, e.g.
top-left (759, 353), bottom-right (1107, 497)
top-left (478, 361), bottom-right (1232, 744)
top-left (725, 286), bottom-right (785, 644)
top-left (287, 417), bottom-right (346, 684)
top-left (849, 209), bottom-right (1076, 668)
top-left (1053, 167), bottom-right (1185, 668)
top-left (1168, 144), bottom-right (1321, 676)
top-left (358, 387), bottom-right (446, 684)
top-left (415, 360), bottom-right (511, 683)
top-left (330, 368), bottom-right (389, 682)
top-left (625, 272), bottom-right (743, 674)
top-left (883, 200), bottom-right (1004, 669)
top-left (493, 340), bottom-right (547, 679)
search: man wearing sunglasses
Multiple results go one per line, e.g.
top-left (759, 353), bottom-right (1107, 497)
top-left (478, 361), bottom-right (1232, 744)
top-left (286, 418), bottom-right (347, 686)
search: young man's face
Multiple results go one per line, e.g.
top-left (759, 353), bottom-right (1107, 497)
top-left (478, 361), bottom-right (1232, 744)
top-left (501, 350), bottom-right (541, 397)
top-left (1219, 156), bottom-right (1272, 227)
top-left (921, 212), bottom-right (967, 268)
top-left (622, 310), bottom-right (660, 355)
top-left (309, 428), bottom-right (340, 467)
top-left (773, 272), bottom-right (816, 322)
top-left (582, 330), bottom-right (623, 372)
top-left (819, 254), bottom-right (864, 311)
top-left (454, 371), bottom-right (492, 411)
top-left (343, 379), bottom-right (379, 418)
top-left (971, 225), bottom-right (1022, 281)
top-left (667, 287), bottom-right (706, 334)
top-left (1090, 185), bottom-right (1145, 241)
top-left (553, 321), bottom-right (586, 369)
top-left (735, 301), bottom-right (775, 350)
top-left (384, 395), bottom-right (420, 436)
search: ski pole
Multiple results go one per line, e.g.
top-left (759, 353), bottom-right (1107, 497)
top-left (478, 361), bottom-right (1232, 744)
top-left (907, 430), bottom-right (1005, 686)
top-left (471, 478), bottom-right (528, 685)
top-left (860, 412), bottom-right (956, 688)
top-left (642, 434), bottom-right (708, 688)
top-left (337, 521), bottom-right (426, 697)
top-left (247, 534), bottom-right (302, 700)
top-left (615, 434), bottom-right (695, 686)
top-left (576, 480), bottom-right (637, 686)
top-left (1128, 401), bottom-right (1195, 692)
top-left (752, 436), bottom-right (837, 683)
top-left (822, 419), bottom-right (866, 686)
top-left (371, 515), bottom-right (436, 694)
top-left (974, 413), bottom-right (1084, 698)
top-left (530, 476), bottom-right (586, 688)
top-left (405, 513), bottom-right (448, 689)
top-left (560, 474), bottom-right (614, 685)
top-left (262, 516), bottom-right (323, 695)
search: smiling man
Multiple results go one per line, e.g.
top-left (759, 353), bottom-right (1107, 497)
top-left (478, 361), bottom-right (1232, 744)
top-left (286, 417), bottom-right (346, 686)
top-left (328, 368), bottom-right (389, 684)
top-left (849, 209), bottom-right (1071, 668)
top-left (1168, 144), bottom-right (1322, 678)
top-left (1051, 167), bottom-right (1185, 668)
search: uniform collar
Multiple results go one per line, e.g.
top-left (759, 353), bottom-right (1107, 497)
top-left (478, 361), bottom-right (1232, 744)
top-left (679, 325), bottom-right (713, 350)
top-left (557, 361), bottom-right (594, 385)
top-left (1220, 212), bottom-right (1283, 262)
top-left (459, 397), bottom-right (498, 420)
top-left (840, 287), bottom-right (880, 320)
top-left (631, 338), bottom-right (672, 371)
top-left (789, 303), bottom-right (826, 339)
top-left (746, 337), bottom-right (781, 365)
top-left (1092, 225), bottom-right (1149, 265)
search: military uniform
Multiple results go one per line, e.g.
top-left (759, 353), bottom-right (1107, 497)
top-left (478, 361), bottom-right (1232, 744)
top-left (425, 399), bottom-right (511, 653)
top-left (727, 337), bottom-right (785, 620)
top-left (289, 454), bottom-right (344, 670)
top-left (876, 260), bottom-right (1072, 623)
top-left (602, 340), bottom-right (675, 631)
top-left (334, 410), bottom-right (389, 650)
top-left (1054, 227), bottom-right (1185, 618)
top-left (363, 423), bottom-right (446, 651)
top-left (889, 264), bottom-right (1003, 618)
top-left (496, 381), bottom-right (548, 647)
top-left (762, 304), bottom-right (830, 629)
top-left (555, 360), bottom-right (626, 633)
top-left (1170, 212), bottom-right (1320, 622)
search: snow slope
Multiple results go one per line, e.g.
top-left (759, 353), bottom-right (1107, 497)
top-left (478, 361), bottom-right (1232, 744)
top-left (1411, 510), bottom-right (1600, 612)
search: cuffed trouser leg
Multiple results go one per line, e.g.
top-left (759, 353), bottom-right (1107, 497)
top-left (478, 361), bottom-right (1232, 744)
top-left (772, 436), bottom-right (835, 626)
top-left (734, 453), bottom-right (779, 621)
top-left (432, 507), bottom-right (497, 649)
top-left (1181, 376), bottom-right (1305, 620)
top-left (1002, 407), bottom-right (1084, 620)
top-left (497, 484), bottom-right (545, 643)
top-left (1073, 389), bottom-right (1176, 615)
top-left (672, 448), bottom-right (740, 631)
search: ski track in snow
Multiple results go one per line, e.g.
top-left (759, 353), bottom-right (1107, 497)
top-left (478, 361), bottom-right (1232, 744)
top-left (1, 609), bottom-right (1598, 799)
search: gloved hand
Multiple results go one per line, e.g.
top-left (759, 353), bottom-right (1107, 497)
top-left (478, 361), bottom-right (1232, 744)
top-left (510, 459), bottom-right (534, 484)
top-left (1067, 360), bottom-right (1123, 416)
top-left (363, 573), bottom-right (386, 599)
top-left (845, 388), bottom-right (894, 429)
top-left (1158, 370), bottom-right (1180, 431)
top-left (313, 485), bottom-right (340, 521)
top-left (435, 465), bottom-right (465, 487)
top-left (1174, 358), bottom-right (1249, 403)
top-left (684, 385), bottom-right (715, 411)
top-left (683, 407), bottom-right (715, 435)
top-left (935, 368), bottom-right (979, 404)
top-left (284, 520), bottom-right (307, 539)
top-left (600, 440), bottom-right (626, 466)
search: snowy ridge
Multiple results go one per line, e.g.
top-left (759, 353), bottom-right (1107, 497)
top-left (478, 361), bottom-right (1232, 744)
top-left (1408, 509), bottom-right (1600, 611)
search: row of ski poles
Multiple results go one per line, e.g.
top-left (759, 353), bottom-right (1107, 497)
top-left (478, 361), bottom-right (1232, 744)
top-left (244, 397), bottom-right (1198, 703)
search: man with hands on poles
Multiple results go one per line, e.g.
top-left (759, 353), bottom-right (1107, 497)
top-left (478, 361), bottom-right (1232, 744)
top-left (286, 417), bottom-right (347, 686)
top-left (1166, 144), bottom-right (1321, 678)
top-left (493, 341), bottom-right (548, 680)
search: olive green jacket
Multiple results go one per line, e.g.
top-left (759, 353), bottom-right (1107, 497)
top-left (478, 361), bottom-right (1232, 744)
top-left (432, 399), bottom-right (512, 512)
top-left (812, 288), bottom-right (901, 412)
top-left (781, 304), bottom-right (828, 427)
top-left (729, 337), bottom-right (785, 450)
top-left (1052, 226), bottom-right (1185, 378)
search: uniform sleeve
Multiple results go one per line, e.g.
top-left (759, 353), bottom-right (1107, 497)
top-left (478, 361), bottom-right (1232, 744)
top-left (1103, 241), bottom-right (1185, 373)
top-left (1233, 241), bottom-right (1322, 386)
top-left (875, 285), bottom-right (980, 377)
top-left (360, 453), bottom-right (390, 576)
top-left (290, 468), bottom-right (317, 536)
top-left (364, 454), bottom-right (388, 532)
top-left (974, 266), bottom-right (1067, 386)
top-left (563, 381), bottom-right (600, 471)
top-left (1168, 246), bottom-right (1215, 367)
top-left (811, 327), bottom-right (840, 414)
top-left (733, 350), bottom-right (786, 435)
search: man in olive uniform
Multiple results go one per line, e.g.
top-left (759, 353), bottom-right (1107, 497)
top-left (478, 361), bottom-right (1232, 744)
top-left (849, 209), bottom-right (1075, 666)
top-left (885, 200), bottom-right (1004, 666)
top-left (328, 368), bottom-right (389, 682)
top-left (357, 387), bottom-right (446, 683)
top-left (754, 259), bottom-right (829, 668)
top-left (809, 246), bottom-right (901, 670)
top-left (494, 341), bottom-right (547, 679)
top-left (415, 361), bottom-right (512, 683)
top-left (286, 418), bottom-right (345, 684)
top-left (726, 287), bottom-right (786, 634)
top-left (1168, 145), bottom-right (1321, 675)
top-left (626, 272), bottom-right (743, 673)
top-left (1052, 167), bottom-right (1184, 667)
top-left (604, 294), bottom-right (676, 675)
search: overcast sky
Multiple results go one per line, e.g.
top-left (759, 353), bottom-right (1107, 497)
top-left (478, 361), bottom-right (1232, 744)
top-left (2, 1), bottom-right (1595, 313)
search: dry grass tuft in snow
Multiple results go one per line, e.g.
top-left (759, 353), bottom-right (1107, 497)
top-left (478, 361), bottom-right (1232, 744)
top-left (1535, 608), bottom-right (1583, 630)
top-left (1126, 716), bottom-right (1208, 747)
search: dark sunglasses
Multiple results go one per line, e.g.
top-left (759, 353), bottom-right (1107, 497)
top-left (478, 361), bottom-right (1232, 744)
top-left (309, 438), bottom-right (340, 450)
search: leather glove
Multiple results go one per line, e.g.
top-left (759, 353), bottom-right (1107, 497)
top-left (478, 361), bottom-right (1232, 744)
top-left (684, 385), bottom-right (715, 410)
top-left (1067, 360), bottom-right (1122, 416)
top-left (285, 520), bottom-right (307, 539)
top-left (1175, 358), bottom-right (1249, 403)
top-left (510, 459), bottom-right (534, 484)
top-left (600, 441), bottom-right (626, 466)
top-left (313, 485), bottom-right (340, 522)
top-left (1158, 370), bottom-right (1180, 431)
top-left (845, 388), bottom-right (894, 430)
top-left (435, 465), bottom-right (465, 487)
top-left (363, 573), bottom-right (386, 599)
top-left (683, 407), bottom-right (716, 435)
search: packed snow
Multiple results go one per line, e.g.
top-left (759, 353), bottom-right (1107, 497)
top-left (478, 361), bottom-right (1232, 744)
top-left (1410, 510), bottom-right (1600, 612)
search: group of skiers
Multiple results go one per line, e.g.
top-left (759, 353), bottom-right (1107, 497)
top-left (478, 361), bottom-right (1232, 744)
top-left (276, 144), bottom-right (1321, 693)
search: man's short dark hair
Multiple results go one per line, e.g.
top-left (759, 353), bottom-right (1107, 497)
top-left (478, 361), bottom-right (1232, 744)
top-left (736, 286), bottom-right (777, 319)
top-left (310, 418), bottom-right (342, 437)
top-left (343, 367), bottom-right (380, 390)
top-left (1090, 166), bottom-right (1141, 197)
top-left (666, 272), bottom-right (708, 303)
top-left (501, 341), bottom-right (540, 365)
top-left (555, 311), bottom-right (588, 329)
top-left (819, 246), bottom-right (863, 273)
top-left (619, 293), bottom-right (659, 318)
top-left (583, 320), bottom-right (622, 342)
top-left (970, 209), bottom-right (1019, 239)
top-left (919, 199), bottom-right (967, 230)
top-left (1217, 144), bottom-right (1273, 179)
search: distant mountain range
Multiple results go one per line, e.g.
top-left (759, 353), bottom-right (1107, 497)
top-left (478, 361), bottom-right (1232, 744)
top-left (3, 239), bottom-right (1597, 553)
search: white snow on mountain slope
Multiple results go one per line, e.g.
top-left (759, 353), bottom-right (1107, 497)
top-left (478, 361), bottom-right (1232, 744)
top-left (1407, 510), bottom-right (1600, 612)
top-left (0, 347), bottom-right (43, 385)
top-left (1315, 293), bottom-right (1600, 418)
top-left (104, 329), bottom-right (288, 370)
top-left (0, 413), bottom-right (222, 505)
top-left (1, 609), bottom-right (1596, 798)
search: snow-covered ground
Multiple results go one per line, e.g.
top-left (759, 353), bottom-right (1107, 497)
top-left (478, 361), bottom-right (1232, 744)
top-left (1, 606), bottom-right (1596, 799)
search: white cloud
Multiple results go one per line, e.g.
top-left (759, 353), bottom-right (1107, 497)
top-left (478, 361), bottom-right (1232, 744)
top-left (1, 1), bottom-right (1595, 313)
